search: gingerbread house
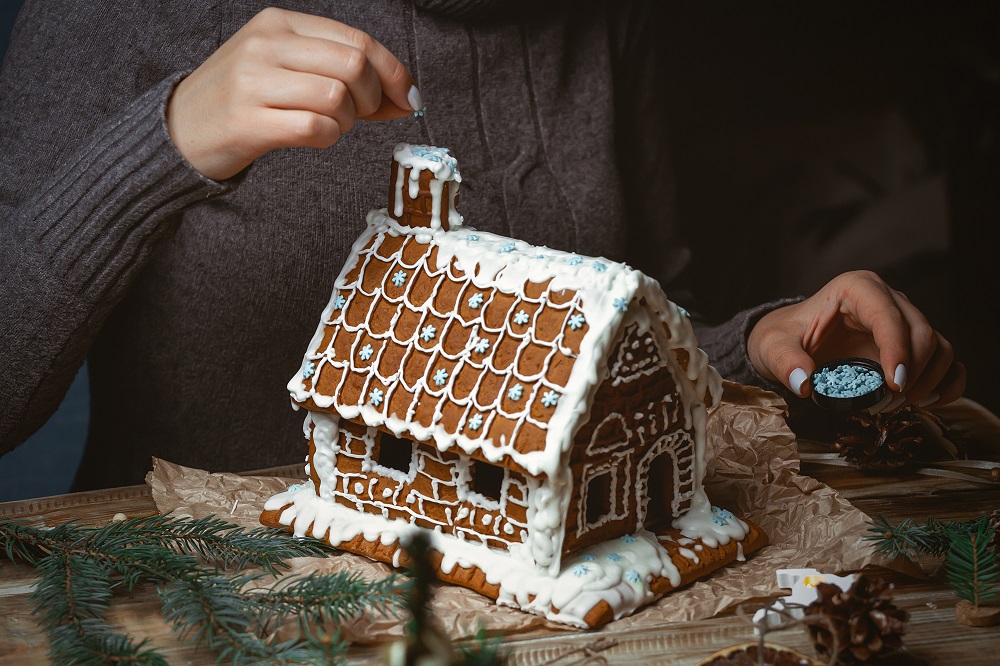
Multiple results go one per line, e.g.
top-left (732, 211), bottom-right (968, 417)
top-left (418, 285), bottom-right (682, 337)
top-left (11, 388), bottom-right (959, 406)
top-left (261, 143), bottom-right (767, 628)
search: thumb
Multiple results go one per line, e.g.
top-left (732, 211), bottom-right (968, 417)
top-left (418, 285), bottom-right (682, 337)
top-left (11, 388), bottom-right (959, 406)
top-left (761, 338), bottom-right (817, 398)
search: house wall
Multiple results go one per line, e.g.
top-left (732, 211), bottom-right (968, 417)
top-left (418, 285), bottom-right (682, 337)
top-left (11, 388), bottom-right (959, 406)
top-left (562, 323), bottom-right (696, 555)
top-left (308, 414), bottom-right (533, 553)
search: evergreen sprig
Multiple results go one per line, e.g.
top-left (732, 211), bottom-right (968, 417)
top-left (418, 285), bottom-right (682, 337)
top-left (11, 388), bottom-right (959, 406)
top-left (864, 513), bottom-right (993, 561)
top-left (945, 520), bottom-right (1000, 608)
top-left (1, 513), bottom-right (404, 665)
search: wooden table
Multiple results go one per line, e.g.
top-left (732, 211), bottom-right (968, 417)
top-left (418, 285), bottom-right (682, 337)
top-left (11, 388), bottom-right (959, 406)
top-left (2, 445), bottom-right (998, 665)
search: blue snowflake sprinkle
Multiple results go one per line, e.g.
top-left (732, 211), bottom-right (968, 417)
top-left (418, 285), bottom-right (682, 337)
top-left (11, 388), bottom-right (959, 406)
top-left (286, 483), bottom-right (306, 493)
top-left (620, 535), bottom-right (637, 544)
top-left (513, 310), bottom-right (530, 325)
top-left (541, 390), bottom-right (559, 407)
top-left (468, 414), bottom-right (483, 431)
top-left (468, 293), bottom-right (484, 309)
top-left (358, 344), bottom-right (374, 361)
top-left (499, 243), bottom-right (516, 254)
top-left (592, 261), bottom-right (607, 272)
top-left (566, 256), bottom-right (583, 266)
top-left (613, 297), bottom-right (629, 313)
top-left (581, 554), bottom-right (597, 562)
top-left (369, 388), bottom-right (384, 407)
top-left (391, 270), bottom-right (408, 287)
top-left (412, 105), bottom-right (426, 118)
top-left (572, 565), bottom-right (590, 577)
top-left (333, 295), bottom-right (347, 310)
top-left (508, 384), bottom-right (523, 401)
top-left (535, 254), bottom-right (547, 259)
top-left (433, 368), bottom-right (449, 386)
top-left (606, 553), bottom-right (624, 562)
top-left (625, 570), bottom-right (641, 584)
top-left (303, 361), bottom-right (316, 379)
top-left (711, 515), bottom-right (729, 526)
top-left (466, 235), bottom-right (480, 242)
top-left (712, 506), bottom-right (736, 521)
top-left (567, 314), bottom-right (586, 330)
top-left (420, 325), bottom-right (437, 342)
top-left (473, 338), bottom-right (490, 354)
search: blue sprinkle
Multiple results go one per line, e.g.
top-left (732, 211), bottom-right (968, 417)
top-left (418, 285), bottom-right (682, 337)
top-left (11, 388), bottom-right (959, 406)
top-left (286, 483), bottom-right (306, 493)
top-left (712, 506), bottom-right (736, 520)
top-left (391, 271), bottom-right (408, 287)
top-left (333, 295), bottom-right (347, 310)
top-left (567, 256), bottom-right (583, 266)
top-left (513, 310), bottom-right (530, 325)
top-left (582, 554), bottom-right (597, 561)
top-left (303, 361), bottom-right (316, 379)
top-left (508, 384), bottom-right (523, 401)
top-left (541, 390), bottom-right (559, 407)
top-left (433, 368), bottom-right (449, 386)
top-left (468, 293), bottom-right (484, 309)
top-left (620, 535), bottom-right (637, 544)
top-left (466, 235), bottom-right (480, 242)
top-left (613, 297), bottom-right (629, 313)
top-left (567, 314), bottom-right (586, 330)
top-left (592, 261), bottom-right (607, 272)
top-left (499, 243), bottom-right (516, 254)
top-left (813, 364), bottom-right (884, 398)
top-left (606, 553), bottom-right (623, 562)
top-left (468, 414), bottom-right (483, 430)
top-left (711, 515), bottom-right (729, 526)
top-left (358, 344), bottom-right (374, 361)
top-left (572, 564), bottom-right (590, 577)
top-left (625, 570), bottom-right (641, 583)
top-left (369, 388), bottom-right (384, 407)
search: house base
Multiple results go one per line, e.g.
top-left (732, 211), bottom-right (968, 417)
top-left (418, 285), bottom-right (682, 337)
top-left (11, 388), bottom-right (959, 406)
top-left (260, 484), bottom-right (768, 629)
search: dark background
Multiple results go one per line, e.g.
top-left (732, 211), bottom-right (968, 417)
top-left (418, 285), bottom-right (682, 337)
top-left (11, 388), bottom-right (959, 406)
top-left (2, 2), bottom-right (998, 501)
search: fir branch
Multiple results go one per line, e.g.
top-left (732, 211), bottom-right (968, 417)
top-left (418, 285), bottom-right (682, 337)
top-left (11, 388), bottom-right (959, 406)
top-left (32, 551), bottom-right (167, 665)
top-left (96, 513), bottom-right (334, 575)
top-left (249, 570), bottom-right (405, 634)
top-left (457, 625), bottom-right (509, 666)
top-left (946, 521), bottom-right (1000, 608)
top-left (865, 513), bottom-right (994, 560)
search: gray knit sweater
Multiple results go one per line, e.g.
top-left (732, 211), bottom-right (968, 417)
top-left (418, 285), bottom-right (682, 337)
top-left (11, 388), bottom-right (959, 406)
top-left (0, 0), bottom-right (787, 490)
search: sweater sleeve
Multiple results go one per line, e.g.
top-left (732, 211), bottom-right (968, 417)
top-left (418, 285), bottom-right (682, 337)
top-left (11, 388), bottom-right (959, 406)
top-left (0, 2), bottom-right (236, 453)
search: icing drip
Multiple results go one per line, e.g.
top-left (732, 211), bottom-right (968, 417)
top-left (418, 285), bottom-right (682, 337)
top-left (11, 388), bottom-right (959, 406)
top-left (392, 143), bottom-right (463, 230)
top-left (263, 483), bottom-right (693, 628)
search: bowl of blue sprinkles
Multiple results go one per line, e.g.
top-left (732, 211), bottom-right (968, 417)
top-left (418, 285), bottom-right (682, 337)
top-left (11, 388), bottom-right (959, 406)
top-left (810, 357), bottom-right (888, 413)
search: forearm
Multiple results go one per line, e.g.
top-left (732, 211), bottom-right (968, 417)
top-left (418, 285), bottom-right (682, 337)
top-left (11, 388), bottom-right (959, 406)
top-left (0, 76), bottom-right (234, 453)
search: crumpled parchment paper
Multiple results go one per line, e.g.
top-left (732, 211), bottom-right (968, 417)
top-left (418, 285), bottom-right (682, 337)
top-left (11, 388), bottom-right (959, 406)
top-left (146, 381), bottom-right (876, 643)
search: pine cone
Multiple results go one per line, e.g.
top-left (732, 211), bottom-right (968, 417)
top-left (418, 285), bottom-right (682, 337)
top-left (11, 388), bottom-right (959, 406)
top-left (833, 405), bottom-right (953, 471)
top-left (805, 575), bottom-right (909, 663)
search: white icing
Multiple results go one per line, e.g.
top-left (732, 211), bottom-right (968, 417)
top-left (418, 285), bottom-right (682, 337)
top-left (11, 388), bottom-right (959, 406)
top-left (264, 484), bottom-right (697, 628)
top-left (268, 143), bottom-right (745, 625)
top-left (392, 143), bottom-right (463, 230)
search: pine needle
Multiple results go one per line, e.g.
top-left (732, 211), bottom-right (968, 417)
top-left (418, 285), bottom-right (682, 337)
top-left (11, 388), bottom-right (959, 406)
top-left (945, 520), bottom-right (1000, 608)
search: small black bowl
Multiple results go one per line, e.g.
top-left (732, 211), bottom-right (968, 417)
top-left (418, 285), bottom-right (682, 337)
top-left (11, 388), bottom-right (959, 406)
top-left (810, 357), bottom-right (888, 414)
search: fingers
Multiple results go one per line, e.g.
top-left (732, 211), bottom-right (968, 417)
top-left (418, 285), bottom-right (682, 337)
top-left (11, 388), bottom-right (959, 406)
top-left (840, 272), bottom-right (911, 391)
top-left (747, 308), bottom-right (818, 397)
top-left (167, 7), bottom-right (418, 180)
top-left (274, 8), bottom-right (417, 117)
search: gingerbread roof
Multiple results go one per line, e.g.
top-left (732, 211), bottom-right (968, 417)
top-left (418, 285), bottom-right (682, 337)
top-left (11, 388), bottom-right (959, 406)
top-left (288, 145), bottom-right (720, 479)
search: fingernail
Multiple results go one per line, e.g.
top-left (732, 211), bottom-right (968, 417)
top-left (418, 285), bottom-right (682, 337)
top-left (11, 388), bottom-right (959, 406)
top-left (880, 394), bottom-right (906, 414)
top-left (918, 392), bottom-right (939, 408)
top-left (407, 85), bottom-right (423, 112)
top-left (894, 364), bottom-right (907, 391)
top-left (789, 368), bottom-right (809, 397)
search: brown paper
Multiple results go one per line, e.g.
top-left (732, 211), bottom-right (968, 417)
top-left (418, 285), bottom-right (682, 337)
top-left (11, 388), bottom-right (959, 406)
top-left (145, 381), bottom-right (877, 643)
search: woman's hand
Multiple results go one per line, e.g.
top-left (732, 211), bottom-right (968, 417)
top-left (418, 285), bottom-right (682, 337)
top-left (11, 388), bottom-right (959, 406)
top-left (166, 7), bottom-right (420, 180)
top-left (747, 270), bottom-right (966, 411)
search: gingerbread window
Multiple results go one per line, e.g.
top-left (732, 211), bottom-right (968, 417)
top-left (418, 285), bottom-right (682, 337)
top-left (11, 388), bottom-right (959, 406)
top-left (375, 432), bottom-right (414, 475)
top-left (470, 459), bottom-right (505, 505)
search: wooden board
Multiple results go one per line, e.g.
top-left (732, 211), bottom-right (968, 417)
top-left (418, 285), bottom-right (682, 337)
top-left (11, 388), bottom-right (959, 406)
top-left (2, 460), bottom-right (998, 664)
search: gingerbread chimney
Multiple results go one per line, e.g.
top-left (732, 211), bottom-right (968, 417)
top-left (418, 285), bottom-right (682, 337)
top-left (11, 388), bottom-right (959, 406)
top-left (387, 143), bottom-right (463, 231)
